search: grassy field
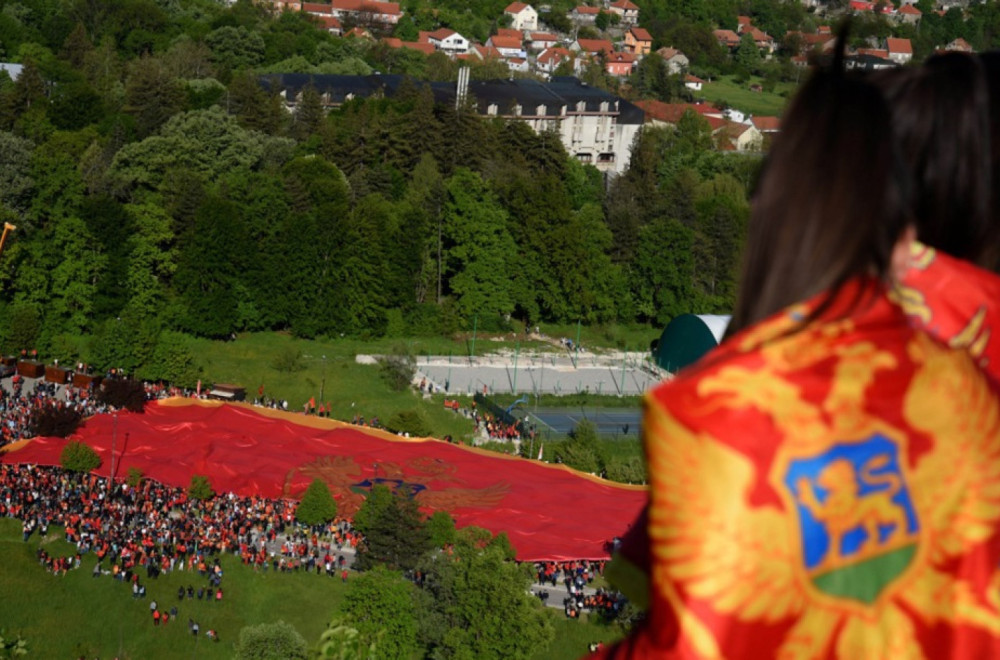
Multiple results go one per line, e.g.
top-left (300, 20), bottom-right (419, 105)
top-left (183, 328), bottom-right (658, 445)
top-left (186, 333), bottom-right (479, 442)
top-left (695, 74), bottom-right (798, 117)
top-left (0, 519), bottom-right (622, 659)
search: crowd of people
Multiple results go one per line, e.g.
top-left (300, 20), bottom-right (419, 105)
top-left (0, 464), bottom-right (362, 586)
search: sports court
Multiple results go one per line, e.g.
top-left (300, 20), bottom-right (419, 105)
top-left (519, 407), bottom-right (643, 439)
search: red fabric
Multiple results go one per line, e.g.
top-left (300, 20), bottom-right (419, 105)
top-left (898, 243), bottom-right (1000, 383)
top-left (1, 399), bottom-right (644, 562)
top-left (604, 279), bottom-right (1000, 658)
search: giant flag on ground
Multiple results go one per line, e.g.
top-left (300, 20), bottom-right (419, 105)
top-left (1, 398), bottom-right (645, 561)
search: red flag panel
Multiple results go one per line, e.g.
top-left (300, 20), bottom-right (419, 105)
top-left (1, 399), bottom-right (645, 561)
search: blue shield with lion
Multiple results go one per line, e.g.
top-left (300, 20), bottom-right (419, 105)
top-left (783, 434), bottom-right (919, 604)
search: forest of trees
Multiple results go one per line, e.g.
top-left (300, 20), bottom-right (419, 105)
top-left (0, 0), bottom-right (759, 384)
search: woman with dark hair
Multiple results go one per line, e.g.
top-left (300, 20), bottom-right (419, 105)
top-left (874, 53), bottom-right (1000, 383)
top-left (590, 62), bottom-right (1000, 659)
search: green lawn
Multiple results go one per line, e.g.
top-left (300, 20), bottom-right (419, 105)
top-left (695, 74), bottom-right (798, 117)
top-left (0, 519), bottom-right (341, 659)
top-left (186, 333), bottom-right (478, 442)
top-left (183, 328), bottom-right (658, 445)
top-left (0, 519), bottom-right (621, 659)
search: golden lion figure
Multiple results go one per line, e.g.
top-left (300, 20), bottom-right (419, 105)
top-left (795, 455), bottom-right (909, 571)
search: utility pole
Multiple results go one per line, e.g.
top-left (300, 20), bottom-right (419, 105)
top-left (109, 411), bottom-right (118, 494)
top-left (319, 355), bottom-right (327, 404)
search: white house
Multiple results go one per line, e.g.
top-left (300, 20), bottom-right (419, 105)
top-left (504, 2), bottom-right (538, 31)
top-left (887, 37), bottom-right (913, 64)
top-left (487, 35), bottom-right (527, 59)
top-left (656, 47), bottom-right (689, 74)
top-left (684, 74), bottom-right (704, 91)
top-left (422, 28), bottom-right (470, 55)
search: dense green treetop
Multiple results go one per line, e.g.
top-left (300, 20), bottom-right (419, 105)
top-left (0, 0), bottom-right (763, 381)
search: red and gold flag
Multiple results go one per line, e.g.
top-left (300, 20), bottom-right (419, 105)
top-left (893, 242), bottom-right (1000, 383)
top-left (597, 278), bottom-right (1000, 658)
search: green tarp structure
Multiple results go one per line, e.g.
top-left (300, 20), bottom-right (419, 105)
top-left (653, 314), bottom-right (730, 373)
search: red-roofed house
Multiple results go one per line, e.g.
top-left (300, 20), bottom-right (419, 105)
top-left (505, 2), bottom-right (538, 31)
top-left (571, 5), bottom-right (601, 23)
top-left (381, 37), bottom-right (435, 54)
top-left (464, 44), bottom-right (506, 63)
top-left (273, 0), bottom-right (302, 11)
top-left (605, 51), bottom-right (637, 76)
top-left (751, 115), bottom-right (780, 134)
top-left (624, 26), bottom-right (653, 55)
top-left (609, 0), bottom-right (639, 25)
top-left (656, 46), bottom-right (689, 73)
top-left (495, 27), bottom-right (523, 39)
top-left (849, 0), bottom-right (892, 13)
top-left (857, 47), bottom-right (889, 59)
top-left (345, 26), bottom-right (372, 39)
top-left (487, 34), bottom-right (527, 59)
top-left (536, 46), bottom-right (572, 76)
top-left (748, 27), bottom-right (775, 54)
top-left (684, 74), bottom-right (705, 91)
top-left (897, 3), bottom-right (922, 25)
top-left (637, 101), bottom-right (729, 138)
top-left (328, 0), bottom-right (401, 25)
top-left (422, 28), bottom-right (470, 55)
top-left (311, 14), bottom-right (343, 35)
top-left (719, 121), bottom-right (763, 152)
top-left (571, 38), bottom-right (615, 55)
top-left (303, 2), bottom-right (332, 15)
top-left (527, 32), bottom-right (559, 51)
top-left (714, 29), bottom-right (741, 49)
top-left (944, 37), bottom-right (973, 52)
top-left (887, 37), bottom-right (913, 64)
top-left (736, 15), bottom-right (753, 32)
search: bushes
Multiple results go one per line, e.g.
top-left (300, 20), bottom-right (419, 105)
top-left (97, 378), bottom-right (146, 412)
top-left (385, 409), bottom-right (430, 437)
top-left (188, 474), bottom-right (214, 500)
top-left (30, 405), bottom-right (83, 438)
top-left (295, 479), bottom-right (337, 526)
top-left (60, 441), bottom-right (101, 473)
top-left (377, 346), bottom-right (415, 392)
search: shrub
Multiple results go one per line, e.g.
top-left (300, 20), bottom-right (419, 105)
top-left (126, 466), bottom-right (143, 487)
top-left (188, 474), bottom-right (214, 500)
top-left (60, 441), bottom-right (101, 473)
top-left (385, 409), bottom-right (430, 437)
top-left (270, 347), bottom-right (304, 373)
top-left (97, 378), bottom-right (146, 412)
top-left (296, 478), bottom-right (337, 526)
top-left (30, 405), bottom-right (82, 438)
top-left (234, 621), bottom-right (307, 660)
top-left (426, 511), bottom-right (456, 548)
top-left (554, 420), bottom-right (605, 475)
top-left (377, 349), bottom-right (415, 392)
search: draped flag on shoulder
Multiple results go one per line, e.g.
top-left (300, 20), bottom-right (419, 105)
top-left (892, 241), bottom-right (1000, 383)
top-left (596, 278), bottom-right (1000, 659)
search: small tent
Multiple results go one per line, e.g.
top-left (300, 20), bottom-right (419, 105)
top-left (652, 314), bottom-right (730, 373)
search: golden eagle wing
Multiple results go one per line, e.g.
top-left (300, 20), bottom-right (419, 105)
top-left (646, 402), bottom-right (806, 623)
top-left (415, 482), bottom-right (511, 511)
top-left (905, 337), bottom-right (1000, 562)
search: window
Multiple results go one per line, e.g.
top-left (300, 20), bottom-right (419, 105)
top-left (598, 153), bottom-right (615, 163)
top-left (576, 153), bottom-right (593, 162)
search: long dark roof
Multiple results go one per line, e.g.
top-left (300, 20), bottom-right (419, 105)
top-left (258, 73), bottom-right (644, 124)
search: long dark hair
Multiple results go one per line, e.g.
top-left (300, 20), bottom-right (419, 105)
top-left (874, 53), bottom-right (993, 269)
top-left (728, 51), bottom-right (910, 336)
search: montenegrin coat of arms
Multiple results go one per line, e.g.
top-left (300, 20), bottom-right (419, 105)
top-left (644, 296), bottom-right (1000, 659)
top-left (281, 454), bottom-right (510, 517)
